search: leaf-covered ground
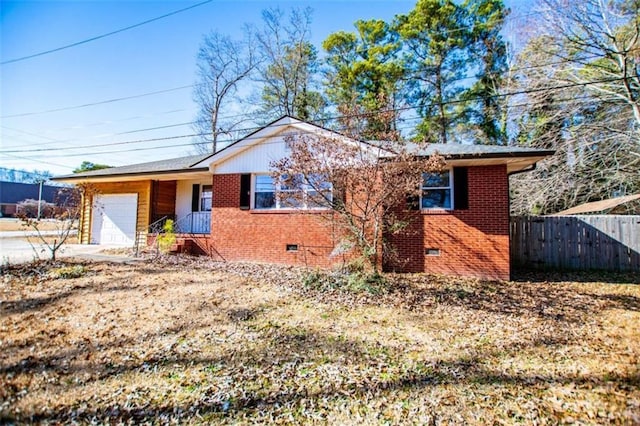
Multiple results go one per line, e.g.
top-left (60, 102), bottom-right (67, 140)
top-left (1, 258), bottom-right (638, 424)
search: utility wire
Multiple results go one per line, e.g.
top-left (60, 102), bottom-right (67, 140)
top-left (0, 85), bottom-right (196, 119)
top-left (1, 75), bottom-right (631, 158)
top-left (0, 152), bottom-right (75, 170)
top-left (0, 3), bottom-right (584, 120)
top-left (0, 0), bottom-right (215, 66)
top-left (1, 50), bottom-right (612, 155)
top-left (2, 50), bottom-right (606, 121)
top-left (0, 1), bottom-right (549, 68)
top-left (2, 133), bottom-right (203, 154)
top-left (0, 109), bottom-right (196, 150)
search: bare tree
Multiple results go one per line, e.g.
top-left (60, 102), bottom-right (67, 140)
top-left (18, 184), bottom-right (97, 261)
top-left (193, 30), bottom-right (258, 154)
top-left (270, 133), bottom-right (444, 274)
top-left (510, 0), bottom-right (640, 214)
top-left (251, 7), bottom-right (325, 121)
top-left (539, 0), bottom-right (640, 127)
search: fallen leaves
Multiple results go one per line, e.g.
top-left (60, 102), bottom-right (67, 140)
top-left (1, 257), bottom-right (638, 424)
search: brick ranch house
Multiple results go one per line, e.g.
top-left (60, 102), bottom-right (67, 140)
top-left (53, 116), bottom-right (553, 280)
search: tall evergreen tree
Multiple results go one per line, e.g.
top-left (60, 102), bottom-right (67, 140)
top-left (394, 0), bottom-right (508, 144)
top-left (395, 0), bottom-right (469, 143)
top-left (323, 19), bottom-right (404, 139)
top-left (464, 0), bottom-right (509, 144)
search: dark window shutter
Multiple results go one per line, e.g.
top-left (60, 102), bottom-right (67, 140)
top-left (191, 184), bottom-right (200, 212)
top-left (239, 174), bottom-right (251, 210)
top-left (453, 167), bottom-right (469, 210)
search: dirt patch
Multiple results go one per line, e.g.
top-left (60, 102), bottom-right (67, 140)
top-left (1, 258), bottom-right (639, 424)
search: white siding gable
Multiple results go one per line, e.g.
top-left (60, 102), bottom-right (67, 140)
top-left (191, 117), bottom-right (361, 175)
top-left (213, 131), bottom-right (291, 174)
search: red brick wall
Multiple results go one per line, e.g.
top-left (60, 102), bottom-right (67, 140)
top-left (385, 165), bottom-right (511, 281)
top-left (207, 167), bottom-right (510, 280)
top-left (208, 174), bottom-right (340, 268)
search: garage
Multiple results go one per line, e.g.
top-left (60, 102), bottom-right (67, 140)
top-left (91, 194), bottom-right (138, 245)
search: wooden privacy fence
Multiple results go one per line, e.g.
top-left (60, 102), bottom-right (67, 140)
top-left (511, 215), bottom-right (640, 271)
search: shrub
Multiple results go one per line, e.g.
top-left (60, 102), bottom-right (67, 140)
top-left (16, 199), bottom-right (55, 218)
top-left (303, 269), bottom-right (388, 295)
top-left (157, 219), bottom-right (177, 253)
top-left (49, 265), bottom-right (86, 279)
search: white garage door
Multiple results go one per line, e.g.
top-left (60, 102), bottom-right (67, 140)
top-left (91, 194), bottom-right (138, 245)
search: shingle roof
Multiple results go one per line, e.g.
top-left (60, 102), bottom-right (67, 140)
top-left (379, 142), bottom-right (555, 158)
top-left (52, 153), bottom-right (212, 180)
top-left (52, 116), bottom-right (554, 182)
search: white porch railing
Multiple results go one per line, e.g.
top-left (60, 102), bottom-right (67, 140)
top-left (175, 212), bottom-right (211, 234)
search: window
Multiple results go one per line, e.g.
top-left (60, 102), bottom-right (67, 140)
top-left (253, 174), bottom-right (332, 210)
top-left (278, 174), bottom-right (304, 209)
top-left (200, 185), bottom-right (212, 211)
top-left (254, 175), bottom-right (277, 209)
top-left (305, 174), bottom-right (333, 208)
top-left (421, 170), bottom-right (452, 209)
top-left (192, 184), bottom-right (213, 212)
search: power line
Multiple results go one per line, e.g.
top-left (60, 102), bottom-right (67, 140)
top-left (0, 109), bottom-right (197, 150)
top-left (0, 152), bottom-right (75, 170)
top-left (1, 75), bottom-right (630, 155)
top-left (1, 0), bottom-right (215, 66)
top-left (0, 85), bottom-right (196, 119)
top-left (2, 47), bottom-right (607, 122)
top-left (0, 125), bottom-right (61, 142)
top-left (1, 7), bottom-right (607, 124)
top-left (1, 133), bottom-right (203, 154)
top-left (0, 109), bottom-right (253, 151)
top-left (1, 74), bottom-right (631, 159)
top-left (0, 50), bottom-right (607, 149)
top-left (115, 121), bottom-right (194, 135)
top-left (0, 3), bottom-right (585, 120)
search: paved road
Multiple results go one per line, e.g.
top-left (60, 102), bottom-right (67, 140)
top-left (0, 230), bottom-right (77, 238)
top-left (0, 232), bottom-right (135, 264)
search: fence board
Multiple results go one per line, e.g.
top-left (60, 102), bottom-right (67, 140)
top-left (511, 215), bottom-right (640, 271)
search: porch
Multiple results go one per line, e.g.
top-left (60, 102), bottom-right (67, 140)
top-left (149, 212), bottom-right (211, 235)
top-left (149, 179), bottom-right (212, 235)
top-left (175, 211), bottom-right (211, 234)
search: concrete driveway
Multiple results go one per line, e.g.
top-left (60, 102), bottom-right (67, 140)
top-left (0, 231), bottom-right (135, 264)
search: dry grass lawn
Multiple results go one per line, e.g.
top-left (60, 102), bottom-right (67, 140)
top-left (0, 219), bottom-right (70, 232)
top-left (1, 258), bottom-right (638, 424)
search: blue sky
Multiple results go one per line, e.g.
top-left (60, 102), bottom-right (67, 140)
top-left (1, 0), bottom-right (533, 176)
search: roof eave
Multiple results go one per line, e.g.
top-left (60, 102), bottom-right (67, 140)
top-left (419, 150), bottom-right (556, 160)
top-left (51, 167), bottom-right (211, 183)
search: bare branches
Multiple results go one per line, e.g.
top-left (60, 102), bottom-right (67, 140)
top-left (192, 30), bottom-right (258, 154)
top-left (511, 0), bottom-right (640, 215)
top-left (271, 133), bottom-right (443, 272)
top-left (251, 7), bottom-right (324, 121)
top-left (18, 184), bottom-right (97, 261)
